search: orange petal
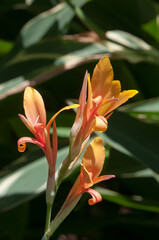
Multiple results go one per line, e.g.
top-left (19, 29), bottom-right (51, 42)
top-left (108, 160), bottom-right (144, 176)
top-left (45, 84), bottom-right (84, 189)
top-left (24, 87), bottom-right (46, 127)
top-left (103, 80), bottom-right (121, 100)
top-left (91, 56), bottom-right (113, 100)
top-left (93, 174), bottom-right (115, 184)
top-left (92, 115), bottom-right (108, 132)
top-left (65, 176), bottom-right (82, 204)
top-left (82, 137), bottom-right (105, 181)
top-left (17, 136), bottom-right (45, 152)
top-left (97, 80), bottom-right (121, 116)
top-left (106, 90), bottom-right (138, 114)
top-left (84, 188), bottom-right (102, 205)
top-left (18, 142), bottom-right (26, 152)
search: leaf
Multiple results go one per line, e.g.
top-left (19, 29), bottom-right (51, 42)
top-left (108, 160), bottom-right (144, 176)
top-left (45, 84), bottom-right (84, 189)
top-left (18, 0), bottom-right (88, 48)
top-left (120, 97), bottom-right (159, 124)
top-left (25, 0), bottom-right (36, 6)
top-left (98, 111), bottom-right (159, 174)
top-left (56, 127), bottom-right (70, 138)
top-left (0, 146), bottom-right (69, 213)
top-left (106, 148), bottom-right (146, 175)
top-left (105, 30), bottom-right (159, 65)
top-left (121, 168), bottom-right (159, 183)
top-left (96, 187), bottom-right (159, 213)
top-left (0, 39), bottom-right (108, 99)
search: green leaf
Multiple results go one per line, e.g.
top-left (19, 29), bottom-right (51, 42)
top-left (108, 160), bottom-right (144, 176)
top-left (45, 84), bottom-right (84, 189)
top-left (120, 97), bottom-right (159, 124)
top-left (98, 111), bottom-right (159, 173)
top-left (96, 187), bottom-right (159, 213)
top-left (105, 30), bottom-right (159, 65)
top-left (57, 127), bottom-right (70, 138)
top-left (18, 0), bottom-right (88, 48)
top-left (25, 0), bottom-right (36, 6)
top-left (0, 39), bottom-right (108, 98)
top-left (0, 146), bottom-right (69, 213)
top-left (106, 148), bottom-right (146, 175)
top-left (121, 168), bottom-right (159, 183)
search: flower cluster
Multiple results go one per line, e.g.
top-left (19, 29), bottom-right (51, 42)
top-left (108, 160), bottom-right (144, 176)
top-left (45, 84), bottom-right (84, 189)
top-left (17, 56), bottom-right (138, 239)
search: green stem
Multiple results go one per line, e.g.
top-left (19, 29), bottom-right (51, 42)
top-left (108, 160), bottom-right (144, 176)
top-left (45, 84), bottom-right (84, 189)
top-left (43, 194), bottom-right (82, 239)
top-left (56, 142), bottom-right (73, 189)
top-left (44, 170), bottom-right (56, 233)
top-left (45, 204), bottom-right (52, 232)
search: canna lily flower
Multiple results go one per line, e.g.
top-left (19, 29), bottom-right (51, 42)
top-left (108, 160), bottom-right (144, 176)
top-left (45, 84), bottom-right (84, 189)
top-left (70, 56), bottom-right (138, 155)
top-left (58, 56), bottom-right (138, 179)
top-left (44, 137), bottom-right (114, 238)
top-left (17, 87), bottom-right (79, 172)
top-left (66, 136), bottom-right (115, 206)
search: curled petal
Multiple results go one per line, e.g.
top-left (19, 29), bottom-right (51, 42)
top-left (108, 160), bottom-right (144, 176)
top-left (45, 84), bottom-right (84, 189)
top-left (93, 115), bottom-right (108, 132)
top-left (24, 87), bottom-right (46, 127)
top-left (17, 136), bottom-right (45, 152)
top-left (84, 188), bottom-right (102, 205)
top-left (18, 142), bottom-right (26, 152)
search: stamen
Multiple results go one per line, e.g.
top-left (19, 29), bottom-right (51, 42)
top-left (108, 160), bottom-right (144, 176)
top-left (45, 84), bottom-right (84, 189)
top-left (81, 163), bottom-right (93, 185)
top-left (34, 115), bottom-right (40, 127)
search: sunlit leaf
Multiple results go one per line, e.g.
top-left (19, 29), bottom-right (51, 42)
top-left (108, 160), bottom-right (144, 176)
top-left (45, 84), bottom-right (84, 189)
top-left (96, 187), bottom-right (159, 213)
top-left (19, 0), bottom-right (88, 48)
top-left (120, 97), bottom-right (159, 124)
top-left (0, 146), bottom-right (69, 212)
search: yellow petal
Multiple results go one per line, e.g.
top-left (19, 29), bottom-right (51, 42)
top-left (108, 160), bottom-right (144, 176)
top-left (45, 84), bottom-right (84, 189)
top-left (91, 56), bottom-right (113, 100)
top-left (82, 137), bottom-right (105, 181)
top-left (93, 115), bottom-right (108, 132)
top-left (46, 104), bottom-right (79, 131)
top-left (24, 87), bottom-right (46, 127)
top-left (107, 90), bottom-right (138, 114)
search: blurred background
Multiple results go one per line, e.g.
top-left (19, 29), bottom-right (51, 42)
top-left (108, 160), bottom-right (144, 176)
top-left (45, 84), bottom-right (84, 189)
top-left (0, 0), bottom-right (159, 239)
